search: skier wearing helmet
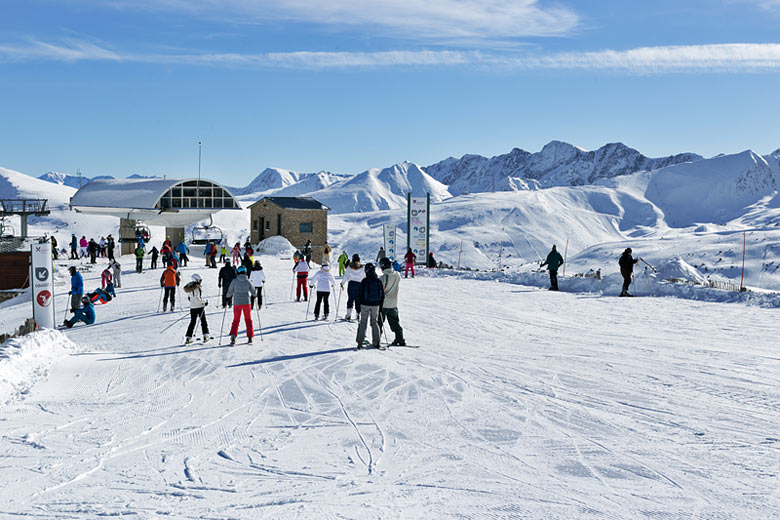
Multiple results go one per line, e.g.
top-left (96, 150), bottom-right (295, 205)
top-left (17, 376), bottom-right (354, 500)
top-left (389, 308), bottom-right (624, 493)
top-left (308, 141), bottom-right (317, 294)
top-left (227, 265), bottom-right (257, 345)
top-left (183, 273), bottom-right (209, 344)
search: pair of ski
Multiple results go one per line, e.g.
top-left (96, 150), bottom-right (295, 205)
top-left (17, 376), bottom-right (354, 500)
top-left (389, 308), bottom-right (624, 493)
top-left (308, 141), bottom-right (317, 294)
top-left (353, 342), bottom-right (419, 351)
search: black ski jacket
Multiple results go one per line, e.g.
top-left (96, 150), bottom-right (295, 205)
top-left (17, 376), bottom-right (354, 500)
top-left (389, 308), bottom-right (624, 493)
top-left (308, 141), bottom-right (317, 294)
top-left (619, 252), bottom-right (638, 276)
top-left (219, 265), bottom-right (237, 289)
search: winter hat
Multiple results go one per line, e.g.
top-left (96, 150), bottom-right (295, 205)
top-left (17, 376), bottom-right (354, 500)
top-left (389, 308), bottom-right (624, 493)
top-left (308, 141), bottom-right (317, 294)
top-left (322, 263), bottom-right (330, 271)
top-left (321, 261), bottom-right (329, 267)
top-left (364, 263), bottom-right (376, 276)
top-left (237, 266), bottom-right (247, 274)
top-left (379, 257), bottom-right (392, 270)
top-left (192, 273), bottom-right (202, 283)
top-left (352, 254), bottom-right (360, 262)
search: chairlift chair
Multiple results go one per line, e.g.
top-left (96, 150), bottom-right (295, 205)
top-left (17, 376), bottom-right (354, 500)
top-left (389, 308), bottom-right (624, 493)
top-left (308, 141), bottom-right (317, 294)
top-left (0, 217), bottom-right (15, 237)
top-left (191, 217), bottom-right (224, 245)
top-left (119, 223), bottom-right (151, 243)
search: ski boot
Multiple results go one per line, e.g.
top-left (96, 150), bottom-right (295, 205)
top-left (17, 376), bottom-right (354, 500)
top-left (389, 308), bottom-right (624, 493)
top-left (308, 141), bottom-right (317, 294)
top-left (203, 334), bottom-right (210, 342)
top-left (322, 314), bottom-right (328, 321)
top-left (391, 338), bottom-right (406, 346)
top-left (185, 337), bottom-right (194, 345)
top-left (248, 337), bottom-right (253, 344)
top-left (229, 335), bottom-right (236, 346)
top-left (345, 310), bottom-right (352, 321)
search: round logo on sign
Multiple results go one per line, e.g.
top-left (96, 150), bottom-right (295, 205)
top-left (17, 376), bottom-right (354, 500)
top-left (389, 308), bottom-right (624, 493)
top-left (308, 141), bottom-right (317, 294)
top-left (36, 290), bottom-right (52, 307)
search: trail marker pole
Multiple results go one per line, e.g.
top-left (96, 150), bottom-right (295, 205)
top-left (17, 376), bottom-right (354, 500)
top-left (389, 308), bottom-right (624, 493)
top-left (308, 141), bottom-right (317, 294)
top-left (562, 239), bottom-right (569, 276)
top-left (740, 231), bottom-right (746, 291)
top-left (498, 243), bottom-right (503, 271)
top-left (457, 239), bottom-right (463, 270)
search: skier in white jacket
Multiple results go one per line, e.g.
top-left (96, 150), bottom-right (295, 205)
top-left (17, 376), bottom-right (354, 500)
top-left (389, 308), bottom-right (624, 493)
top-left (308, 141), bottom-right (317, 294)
top-left (340, 254), bottom-right (366, 321)
top-left (249, 260), bottom-right (266, 310)
top-left (309, 262), bottom-right (336, 320)
top-left (183, 273), bottom-right (209, 344)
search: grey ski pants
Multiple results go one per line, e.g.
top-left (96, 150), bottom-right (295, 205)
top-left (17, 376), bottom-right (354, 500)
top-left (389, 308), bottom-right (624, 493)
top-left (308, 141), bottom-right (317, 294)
top-left (356, 305), bottom-right (380, 347)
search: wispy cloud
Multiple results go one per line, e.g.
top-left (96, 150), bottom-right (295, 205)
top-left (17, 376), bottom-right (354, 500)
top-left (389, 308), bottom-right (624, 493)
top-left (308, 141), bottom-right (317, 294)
top-left (3, 39), bottom-right (780, 73)
top-left (93, 0), bottom-right (580, 42)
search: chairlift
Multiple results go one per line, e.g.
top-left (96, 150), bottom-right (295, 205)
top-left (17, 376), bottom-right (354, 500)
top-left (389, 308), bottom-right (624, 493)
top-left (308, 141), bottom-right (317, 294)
top-left (119, 223), bottom-right (151, 243)
top-left (191, 216), bottom-right (224, 245)
top-left (0, 217), bottom-right (15, 237)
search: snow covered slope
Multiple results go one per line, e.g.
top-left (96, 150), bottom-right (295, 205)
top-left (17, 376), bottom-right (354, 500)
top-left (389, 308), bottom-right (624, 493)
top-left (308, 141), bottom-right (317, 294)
top-left (38, 171), bottom-right (114, 188)
top-left (425, 141), bottom-right (703, 195)
top-left (231, 168), bottom-right (346, 197)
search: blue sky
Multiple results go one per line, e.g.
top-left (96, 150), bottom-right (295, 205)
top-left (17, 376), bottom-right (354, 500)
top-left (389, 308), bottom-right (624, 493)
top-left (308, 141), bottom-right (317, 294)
top-left (1, 0), bottom-right (780, 186)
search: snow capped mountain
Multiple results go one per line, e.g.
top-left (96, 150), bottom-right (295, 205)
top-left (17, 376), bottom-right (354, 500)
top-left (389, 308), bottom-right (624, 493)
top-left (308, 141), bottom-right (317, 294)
top-left (425, 141), bottom-right (703, 195)
top-left (306, 162), bottom-right (451, 213)
top-left (38, 171), bottom-right (114, 189)
top-left (232, 168), bottom-right (347, 196)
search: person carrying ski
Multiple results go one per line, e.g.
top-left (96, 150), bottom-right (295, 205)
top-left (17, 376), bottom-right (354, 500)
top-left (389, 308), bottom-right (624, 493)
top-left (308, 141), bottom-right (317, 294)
top-left (160, 264), bottom-right (181, 312)
top-left (376, 247), bottom-right (386, 262)
top-left (150, 246), bottom-right (160, 269)
top-left (619, 247), bottom-right (639, 297)
top-left (293, 256), bottom-right (310, 301)
top-left (176, 241), bottom-right (189, 267)
top-left (68, 266), bottom-right (83, 311)
top-left (403, 248), bottom-right (416, 278)
top-left (110, 259), bottom-right (122, 288)
top-left (540, 245), bottom-right (565, 291)
top-left (309, 262), bottom-right (336, 320)
top-left (341, 254), bottom-right (365, 320)
top-left (63, 297), bottom-right (95, 328)
top-left (134, 244), bottom-right (145, 273)
top-left (218, 260), bottom-right (238, 308)
top-left (249, 260), bottom-right (266, 310)
top-left (356, 263), bottom-right (384, 349)
top-left (70, 233), bottom-right (79, 259)
top-left (227, 265), bottom-right (257, 345)
top-left (101, 266), bottom-right (113, 289)
top-left (183, 273), bottom-right (209, 344)
top-left (379, 257), bottom-right (405, 346)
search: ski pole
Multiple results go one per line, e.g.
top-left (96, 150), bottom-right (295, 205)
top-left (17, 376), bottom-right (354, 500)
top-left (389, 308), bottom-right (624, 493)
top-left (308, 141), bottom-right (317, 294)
top-left (220, 304), bottom-right (228, 344)
top-left (334, 284), bottom-right (343, 321)
top-left (380, 310), bottom-right (389, 346)
top-left (160, 311), bottom-right (190, 334)
top-left (156, 287), bottom-right (163, 312)
top-left (255, 305), bottom-right (263, 341)
top-left (290, 273), bottom-right (295, 300)
top-left (305, 288), bottom-right (313, 320)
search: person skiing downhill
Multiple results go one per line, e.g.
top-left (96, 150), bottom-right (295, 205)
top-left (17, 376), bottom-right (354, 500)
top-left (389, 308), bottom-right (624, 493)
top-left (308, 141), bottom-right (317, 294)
top-left (356, 263), bottom-right (385, 349)
top-left (249, 260), bottom-right (266, 310)
top-left (403, 248), bottom-right (416, 278)
top-left (309, 262), bottom-right (336, 320)
top-left (341, 254), bottom-right (365, 321)
top-left (379, 257), bottom-right (405, 346)
top-left (219, 260), bottom-right (238, 308)
top-left (227, 265), bottom-right (257, 345)
top-left (183, 273), bottom-right (209, 344)
top-left (160, 264), bottom-right (181, 312)
top-left (619, 248), bottom-right (639, 297)
top-left (293, 256), bottom-right (310, 302)
top-left (540, 245), bottom-right (565, 291)
top-left (337, 251), bottom-right (349, 277)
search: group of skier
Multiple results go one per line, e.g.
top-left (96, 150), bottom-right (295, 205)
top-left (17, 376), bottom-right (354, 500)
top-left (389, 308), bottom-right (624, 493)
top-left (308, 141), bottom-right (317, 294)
top-left (539, 244), bottom-right (641, 296)
top-left (68, 234), bottom-right (117, 263)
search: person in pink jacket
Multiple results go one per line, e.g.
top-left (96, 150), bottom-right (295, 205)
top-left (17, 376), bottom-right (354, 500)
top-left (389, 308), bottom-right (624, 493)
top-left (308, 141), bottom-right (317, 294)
top-left (101, 267), bottom-right (113, 289)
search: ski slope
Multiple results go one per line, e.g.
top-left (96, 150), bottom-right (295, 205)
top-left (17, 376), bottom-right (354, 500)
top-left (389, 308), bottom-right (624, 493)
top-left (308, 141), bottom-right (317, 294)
top-left (1, 254), bottom-right (779, 518)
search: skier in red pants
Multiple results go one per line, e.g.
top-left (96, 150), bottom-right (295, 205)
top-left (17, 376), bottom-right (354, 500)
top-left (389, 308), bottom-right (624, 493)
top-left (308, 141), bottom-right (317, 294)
top-left (403, 248), bottom-right (417, 278)
top-left (226, 266), bottom-right (257, 345)
top-left (293, 256), bottom-right (310, 301)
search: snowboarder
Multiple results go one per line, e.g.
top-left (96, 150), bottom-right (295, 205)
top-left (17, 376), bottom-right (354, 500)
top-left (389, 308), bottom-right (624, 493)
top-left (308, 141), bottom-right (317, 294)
top-left (249, 260), bottom-right (266, 310)
top-left (134, 244), bottom-right (145, 273)
top-left (227, 265), bottom-right (257, 345)
top-left (160, 264), bottom-right (181, 312)
top-left (403, 248), bottom-right (416, 278)
top-left (150, 246), bottom-right (160, 269)
top-left (176, 241), bottom-right (189, 267)
top-left (110, 259), bottom-right (122, 288)
top-left (619, 248), bottom-right (639, 297)
top-left (540, 245), bottom-right (565, 291)
top-left (341, 254), bottom-right (365, 320)
top-left (376, 247), bottom-right (386, 262)
top-left (293, 256), bottom-right (310, 301)
top-left (356, 263), bottom-right (384, 349)
top-left (309, 262), bottom-right (336, 320)
top-left (183, 273), bottom-right (209, 344)
top-left (379, 257), bottom-right (405, 346)
top-left (68, 266), bottom-right (83, 311)
top-left (218, 260), bottom-right (238, 308)
top-left (63, 297), bottom-right (95, 328)
top-left (70, 233), bottom-right (79, 259)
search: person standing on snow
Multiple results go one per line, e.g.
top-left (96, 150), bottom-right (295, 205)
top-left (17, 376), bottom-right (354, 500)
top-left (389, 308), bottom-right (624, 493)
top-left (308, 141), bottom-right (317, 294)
top-left (208, 241), bottom-right (218, 268)
top-left (619, 248), bottom-right (639, 297)
top-left (70, 233), bottom-right (79, 259)
top-left (322, 244), bottom-right (332, 266)
top-left (356, 263), bottom-right (384, 349)
top-left (183, 273), bottom-right (209, 344)
top-left (218, 260), bottom-right (238, 308)
top-left (134, 244), bottom-right (145, 273)
top-left (219, 244), bottom-right (228, 263)
top-left (63, 297), bottom-right (95, 328)
top-left (150, 246), bottom-right (160, 269)
top-left (341, 254), bottom-right (365, 321)
top-left (227, 265), bottom-right (257, 345)
top-left (337, 251), bottom-right (349, 277)
top-left (68, 266), bottom-right (83, 312)
top-left (293, 256), bottom-right (310, 302)
top-left (249, 260), bottom-right (266, 310)
top-left (79, 236), bottom-right (88, 258)
top-left (376, 247), bottom-right (386, 263)
top-left (540, 245), bottom-right (565, 291)
top-left (231, 242), bottom-right (241, 266)
top-left (303, 240), bottom-right (313, 264)
top-left (309, 262), bottom-right (336, 320)
top-left (176, 241), bottom-right (189, 267)
top-left (403, 248), bottom-right (416, 278)
top-left (101, 266), bottom-right (113, 289)
top-left (110, 259), bottom-right (122, 288)
top-left (51, 235), bottom-right (58, 260)
top-left (107, 235), bottom-right (115, 261)
top-left (379, 257), bottom-right (405, 346)
top-left (160, 263), bottom-right (181, 312)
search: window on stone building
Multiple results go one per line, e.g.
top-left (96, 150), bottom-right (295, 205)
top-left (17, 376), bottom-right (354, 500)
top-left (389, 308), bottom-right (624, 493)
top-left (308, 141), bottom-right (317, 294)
top-left (299, 222), bottom-right (313, 233)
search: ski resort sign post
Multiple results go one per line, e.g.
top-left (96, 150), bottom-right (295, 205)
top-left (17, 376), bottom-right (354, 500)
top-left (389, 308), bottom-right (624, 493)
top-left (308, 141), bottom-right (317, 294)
top-left (31, 240), bottom-right (55, 329)
top-left (383, 224), bottom-right (397, 262)
top-left (407, 193), bottom-right (430, 265)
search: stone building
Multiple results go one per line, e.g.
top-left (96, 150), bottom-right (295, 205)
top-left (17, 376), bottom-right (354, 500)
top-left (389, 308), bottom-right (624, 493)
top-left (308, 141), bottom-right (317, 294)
top-left (248, 197), bottom-right (329, 263)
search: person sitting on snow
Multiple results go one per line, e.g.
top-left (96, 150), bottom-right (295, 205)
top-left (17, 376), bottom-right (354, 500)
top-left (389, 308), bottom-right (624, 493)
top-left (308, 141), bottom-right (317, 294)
top-left (64, 297), bottom-right (95, 328)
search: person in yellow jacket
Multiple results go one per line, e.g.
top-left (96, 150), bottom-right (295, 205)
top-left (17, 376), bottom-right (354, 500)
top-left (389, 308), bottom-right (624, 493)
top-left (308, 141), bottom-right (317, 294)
top-left (337, 251), bottom-right (349, 277)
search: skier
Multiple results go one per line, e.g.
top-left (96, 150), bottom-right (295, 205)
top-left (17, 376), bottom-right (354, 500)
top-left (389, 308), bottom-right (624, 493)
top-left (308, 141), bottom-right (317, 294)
top-left (218, 260), bottom-right (238, 308)
top-left (176, 241), bottom-right (189, 267)
top-left (88, 238), bottom-right (98, 264)
top-left (150, 246), bottom-right (160, 269)
top-left (309, 262), bottom-right (336, 320)
top-left (540, 245), bottom-right (565, 291)
top-left (392, 259), bottom-right (402, 272)
top-left (249, 260), bottom-right (266, 310)
top-left (160, 242), bottom-right (172, 267)
top-left (219, 244), bottom-right (228, 263)
top-left (208, 241), bottom-right (218, 268)
top-left (70, 233), bottom-right (79, 259)
top-left (163, 236), bottom-right (172, 250)
top-left (68, 266), bottom-right (83, 311)
top-left (88, 285), bottom-right (114, 304)
top-left (376, 247), bottom-right (386, 262)
top-left (403, 248), bottom-right (416, 278)
top-left (304, 240), bottom-right (313, 263)
top-left (226, 265), bottom-right (257, 345)
top-left (341, 254), bottom-right (365, 320)
top-left (293, 255), bottom-right (310, 301)
top-left (379, 257), bottom-right (405, 346)
top-left (134, 243), bottom-right (145, 273)
top-left (79, 236), bottom-right (88, 258)
top-left (356, 263), bottom-right (384, 349)
top-left (101, 265), bottom-right (113, 289)
top-left (107, 235), bottom-right (115, 261)
top-left (231, 242), bottom-right (241, 266)
top-left (99, 236), bottom-right (107, 257)
top-left (619, 247), bottom-right (639, 297)
top-left (63, 297), bottom-right (95, 328)
top-left (183, 273), bottom-right (210, 344)
top-left (242, 251), bottom-right (254, 274)
top-left (51, 235), bottom-right (58, 259)
top-left (322, 244), bottom-right (332, 265)
top-left (160, 263), bottom-right (181, 312)
top-left (110, 259), bottom-right (122, 288)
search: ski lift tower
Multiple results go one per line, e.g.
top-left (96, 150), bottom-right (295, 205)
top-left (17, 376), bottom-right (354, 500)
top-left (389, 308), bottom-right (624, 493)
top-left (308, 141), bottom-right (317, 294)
top-left (0, 199), bottom-right (50, 238)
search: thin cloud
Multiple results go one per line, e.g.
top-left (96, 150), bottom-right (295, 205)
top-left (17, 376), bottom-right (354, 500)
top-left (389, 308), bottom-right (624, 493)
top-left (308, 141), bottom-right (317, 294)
top-left (2, 39), bottom-right (780, 73)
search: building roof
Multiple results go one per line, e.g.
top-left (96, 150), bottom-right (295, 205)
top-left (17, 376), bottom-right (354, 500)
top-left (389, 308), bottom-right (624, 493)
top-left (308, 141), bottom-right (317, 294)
top-left (70, 178), bottom-right (186, 210)
top-left (250, 196), bottom-right (329, 211)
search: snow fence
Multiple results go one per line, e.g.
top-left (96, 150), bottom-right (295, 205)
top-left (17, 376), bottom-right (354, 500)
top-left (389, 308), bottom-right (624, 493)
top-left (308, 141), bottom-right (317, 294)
top-left (0, 330), bottom-right (80, 403)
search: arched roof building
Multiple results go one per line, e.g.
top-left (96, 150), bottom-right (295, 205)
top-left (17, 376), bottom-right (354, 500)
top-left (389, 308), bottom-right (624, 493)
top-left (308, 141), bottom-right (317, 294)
top-left (70, 178), bottom-right (240, 227)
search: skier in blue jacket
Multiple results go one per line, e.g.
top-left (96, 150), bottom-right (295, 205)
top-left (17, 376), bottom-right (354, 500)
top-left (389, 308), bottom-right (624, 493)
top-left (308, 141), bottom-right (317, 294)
top-left (64, 297), bottom-right (95, 328)
top-left (68, 266), bottom-right (84, 311)
top-left (175, 241), bottom-right (190, 267)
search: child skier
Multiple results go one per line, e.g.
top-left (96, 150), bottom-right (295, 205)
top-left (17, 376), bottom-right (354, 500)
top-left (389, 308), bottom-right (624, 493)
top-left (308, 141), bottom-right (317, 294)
top-left (341, 254), bottom-right (365, 320)
top-left (227, 266), bottom-right (257, 345)
top-left (309, 262), bottom-right (336, 320)
top-left (249, 260), bottom-right (266, 310)
top-left (160, 264), bottom-right (181, 312)
top-left (183, 273), bottom-right (209, 344)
